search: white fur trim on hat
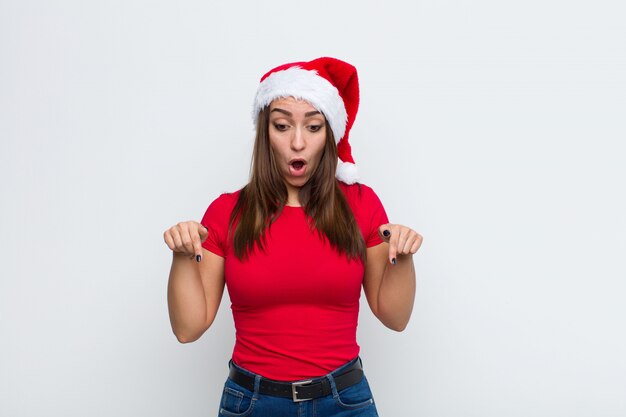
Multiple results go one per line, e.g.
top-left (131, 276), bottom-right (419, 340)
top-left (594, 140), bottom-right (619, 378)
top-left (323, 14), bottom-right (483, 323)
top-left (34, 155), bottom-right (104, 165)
top-left (336, 160), bottom-right (360, 185)
top-left (252, 67), bottom-right (348, 142)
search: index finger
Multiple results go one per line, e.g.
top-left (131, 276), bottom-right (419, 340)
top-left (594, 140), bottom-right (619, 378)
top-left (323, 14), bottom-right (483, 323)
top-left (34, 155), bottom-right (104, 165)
top-left (387, 226), bottom-right (399, 265)
top-left (192, 230), bottom-right (204, 262)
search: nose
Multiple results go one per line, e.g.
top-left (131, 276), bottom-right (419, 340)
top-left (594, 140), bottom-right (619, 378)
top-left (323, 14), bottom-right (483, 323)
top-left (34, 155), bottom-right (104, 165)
top-left (290, 127), bottom-right (305, 152)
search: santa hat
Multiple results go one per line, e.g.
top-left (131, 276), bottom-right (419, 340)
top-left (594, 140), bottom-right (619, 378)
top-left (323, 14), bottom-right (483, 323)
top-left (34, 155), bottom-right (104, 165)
top-left (252, 57), bottom-right (360, 185)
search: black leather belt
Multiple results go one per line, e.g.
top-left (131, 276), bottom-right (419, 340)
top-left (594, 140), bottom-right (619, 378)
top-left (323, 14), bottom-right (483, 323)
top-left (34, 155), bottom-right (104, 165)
top-left (228, 358), bottom-right (364, 402)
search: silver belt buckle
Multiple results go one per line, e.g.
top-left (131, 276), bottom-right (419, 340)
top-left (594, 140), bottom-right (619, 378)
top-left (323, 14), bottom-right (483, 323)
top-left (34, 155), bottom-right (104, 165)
top-left (291, 379), bottom-right (313, 402)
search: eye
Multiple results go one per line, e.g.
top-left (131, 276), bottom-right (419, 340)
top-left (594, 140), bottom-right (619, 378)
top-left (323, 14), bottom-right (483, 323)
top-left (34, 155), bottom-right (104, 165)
top-left (308, 125), bottom-right (323, 133)
top-left (273, 123), bottom-right (289, 132)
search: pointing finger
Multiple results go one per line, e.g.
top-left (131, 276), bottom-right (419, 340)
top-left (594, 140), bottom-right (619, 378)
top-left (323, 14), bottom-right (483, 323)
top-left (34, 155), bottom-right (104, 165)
top-left (388, 225), bottom-right (399, 265)
top-left (191, 225), bottom-right (206, 262)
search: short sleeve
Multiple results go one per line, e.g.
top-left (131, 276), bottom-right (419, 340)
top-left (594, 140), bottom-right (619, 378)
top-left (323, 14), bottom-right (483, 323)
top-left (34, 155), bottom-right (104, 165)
top-left (361, 186), bottom-right (389, 247)
top-left (199, 193), bottom-right (236, 257)
top-left (340, 182), bottom-right (390, 248)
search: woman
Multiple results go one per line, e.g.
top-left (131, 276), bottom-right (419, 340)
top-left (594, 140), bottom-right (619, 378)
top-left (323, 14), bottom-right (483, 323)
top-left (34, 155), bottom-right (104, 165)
top-left (164, 57), bottom-right (423, 417)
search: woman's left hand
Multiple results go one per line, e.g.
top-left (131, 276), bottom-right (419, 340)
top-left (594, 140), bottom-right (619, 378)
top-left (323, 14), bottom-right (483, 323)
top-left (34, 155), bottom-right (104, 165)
top-left (378, 224), bottom-right (423, 265)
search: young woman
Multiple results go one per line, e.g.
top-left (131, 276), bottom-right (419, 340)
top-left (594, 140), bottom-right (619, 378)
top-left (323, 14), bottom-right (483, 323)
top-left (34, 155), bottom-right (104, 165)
top-left (163, 57), bottom-right (423, 417)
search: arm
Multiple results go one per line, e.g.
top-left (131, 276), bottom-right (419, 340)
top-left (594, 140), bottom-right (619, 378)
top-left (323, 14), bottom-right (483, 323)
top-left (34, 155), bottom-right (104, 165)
top-left (362, 225), bottom-right (422, 331)
top-left (166, 242), bottom-right (226, 343)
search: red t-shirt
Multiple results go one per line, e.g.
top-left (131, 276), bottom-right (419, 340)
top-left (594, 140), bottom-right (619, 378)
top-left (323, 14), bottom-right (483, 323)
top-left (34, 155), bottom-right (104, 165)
top-left (200, 182), bottom-right (389, 380)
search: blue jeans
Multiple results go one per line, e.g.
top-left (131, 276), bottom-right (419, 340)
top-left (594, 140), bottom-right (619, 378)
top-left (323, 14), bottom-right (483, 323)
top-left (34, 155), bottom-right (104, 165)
top-left (218, 356), bottom-right (380, 417)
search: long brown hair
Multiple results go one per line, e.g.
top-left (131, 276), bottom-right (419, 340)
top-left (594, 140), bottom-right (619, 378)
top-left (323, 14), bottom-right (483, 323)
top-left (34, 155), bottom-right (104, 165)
top-left (229, 105), bottom-right (366, 262)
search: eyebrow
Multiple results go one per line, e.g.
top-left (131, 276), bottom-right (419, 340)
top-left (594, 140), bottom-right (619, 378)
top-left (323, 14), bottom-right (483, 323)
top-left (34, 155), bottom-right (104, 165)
top-left (270, 108), bottom-right (322, 118)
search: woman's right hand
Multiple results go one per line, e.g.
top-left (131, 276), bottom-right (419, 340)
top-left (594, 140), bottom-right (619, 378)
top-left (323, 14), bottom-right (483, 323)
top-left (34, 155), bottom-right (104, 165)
top-left (163, 221), bottom-right (209, 262)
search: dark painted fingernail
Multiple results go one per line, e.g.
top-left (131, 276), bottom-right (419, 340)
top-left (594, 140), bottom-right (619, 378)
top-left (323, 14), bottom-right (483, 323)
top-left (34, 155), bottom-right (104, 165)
top-left (383, 230), bottom-right (390, 237)
top-left (196, 255), bottom-right (201, 263)
top-left (391, 257), bottom-right (397, 265)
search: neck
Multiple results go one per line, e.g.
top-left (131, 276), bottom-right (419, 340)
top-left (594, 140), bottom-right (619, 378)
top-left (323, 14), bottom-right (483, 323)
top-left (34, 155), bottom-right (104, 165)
top-left (285, 183), bottom-right (301, 207)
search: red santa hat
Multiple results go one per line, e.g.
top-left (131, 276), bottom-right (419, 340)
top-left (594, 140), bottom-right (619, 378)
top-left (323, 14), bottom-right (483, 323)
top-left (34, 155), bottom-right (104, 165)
top-left (252, 57), bottom-right (360, 185)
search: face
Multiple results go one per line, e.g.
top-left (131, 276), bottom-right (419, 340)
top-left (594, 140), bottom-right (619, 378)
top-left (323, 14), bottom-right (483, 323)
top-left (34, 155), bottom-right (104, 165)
top-left (268, 97), bottom-right (327, 203)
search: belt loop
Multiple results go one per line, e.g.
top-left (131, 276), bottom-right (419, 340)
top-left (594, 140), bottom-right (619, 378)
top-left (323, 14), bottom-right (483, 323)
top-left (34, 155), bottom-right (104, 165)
top-left (252, 374), bottom-right (262, 400)
top-left (324, 370), bottom-right (339, 398)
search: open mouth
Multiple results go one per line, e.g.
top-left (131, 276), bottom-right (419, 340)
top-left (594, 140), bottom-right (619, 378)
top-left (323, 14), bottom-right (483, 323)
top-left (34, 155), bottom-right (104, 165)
top-left (291, 160), bottom-right (305, 170)
top-left (289, 159), bottom-right (307, 176)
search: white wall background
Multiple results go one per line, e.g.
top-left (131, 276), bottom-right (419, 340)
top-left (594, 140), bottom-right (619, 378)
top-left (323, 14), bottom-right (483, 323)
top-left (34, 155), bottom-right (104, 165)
top-left (1, 0), bottom-right (625, 416)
